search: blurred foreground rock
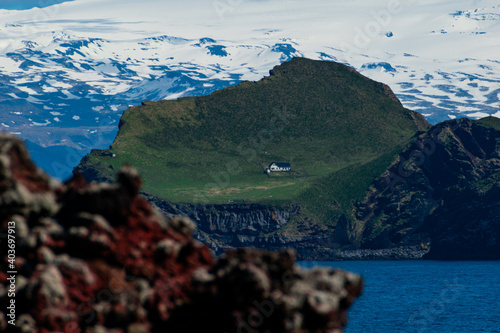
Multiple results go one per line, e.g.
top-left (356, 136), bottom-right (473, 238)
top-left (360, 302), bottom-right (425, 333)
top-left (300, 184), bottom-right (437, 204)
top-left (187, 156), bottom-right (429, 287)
top-left (0, 134), bottom-right (362, 333)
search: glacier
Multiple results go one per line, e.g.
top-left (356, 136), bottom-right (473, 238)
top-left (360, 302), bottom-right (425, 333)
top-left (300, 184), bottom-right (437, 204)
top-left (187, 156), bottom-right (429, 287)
top-left (0, 0), bottom-right (499, 179)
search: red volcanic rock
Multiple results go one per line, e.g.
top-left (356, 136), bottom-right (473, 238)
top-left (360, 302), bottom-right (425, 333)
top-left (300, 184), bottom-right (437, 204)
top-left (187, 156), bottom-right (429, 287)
top-left (0, 134), bottom-right (362, 333)
top-left (167, 248), bottom-right (363, 333)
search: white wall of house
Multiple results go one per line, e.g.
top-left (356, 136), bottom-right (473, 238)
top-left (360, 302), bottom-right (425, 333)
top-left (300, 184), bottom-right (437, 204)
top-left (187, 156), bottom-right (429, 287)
top-left (269, 163), bottom-right (290, 172)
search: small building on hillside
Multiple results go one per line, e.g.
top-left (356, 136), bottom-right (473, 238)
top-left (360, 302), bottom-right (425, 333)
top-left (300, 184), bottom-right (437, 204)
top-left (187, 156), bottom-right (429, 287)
top-left (266, 162), bottom-right (291, 174)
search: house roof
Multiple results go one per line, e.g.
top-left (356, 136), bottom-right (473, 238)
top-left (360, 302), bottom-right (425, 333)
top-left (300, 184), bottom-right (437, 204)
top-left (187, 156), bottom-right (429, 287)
top-left (269, 162), bottom-right (291, 168)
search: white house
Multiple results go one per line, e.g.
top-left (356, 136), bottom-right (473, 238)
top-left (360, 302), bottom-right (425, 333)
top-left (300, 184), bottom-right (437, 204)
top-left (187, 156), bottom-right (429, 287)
top-left (266, 162), bottom-right (291, 174)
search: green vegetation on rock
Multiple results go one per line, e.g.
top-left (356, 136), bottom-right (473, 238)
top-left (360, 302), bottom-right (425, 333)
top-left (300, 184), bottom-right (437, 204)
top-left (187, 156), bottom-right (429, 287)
top-left (75, 58), bottom-right (500, 258)
top-left (476, 116), bottom-right (500, 130)
top-left (77, 58), bottom-right (428, 213)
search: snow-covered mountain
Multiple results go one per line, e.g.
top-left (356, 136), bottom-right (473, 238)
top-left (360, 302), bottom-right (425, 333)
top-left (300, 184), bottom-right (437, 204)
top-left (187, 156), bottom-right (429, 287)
top-left (0, 0), bottom-right (499, 179)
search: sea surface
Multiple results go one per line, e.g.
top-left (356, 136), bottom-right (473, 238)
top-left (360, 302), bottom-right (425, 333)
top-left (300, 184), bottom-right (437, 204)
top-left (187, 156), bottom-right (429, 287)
top-left (299, 261), bottom-right (500, 333)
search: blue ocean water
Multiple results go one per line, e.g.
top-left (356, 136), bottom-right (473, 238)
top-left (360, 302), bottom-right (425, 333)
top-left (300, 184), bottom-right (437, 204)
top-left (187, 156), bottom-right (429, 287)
top-left (299, 261), bottom-right (500, 333)
top-left (0, 0), bottom-right (74, 10)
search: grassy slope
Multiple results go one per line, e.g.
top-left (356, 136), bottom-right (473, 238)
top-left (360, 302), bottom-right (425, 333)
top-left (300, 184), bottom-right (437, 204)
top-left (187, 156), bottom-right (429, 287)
top-left (476, 116), bottom-right (500, 130)
top-left (82, 58), bottom-right (429, 230)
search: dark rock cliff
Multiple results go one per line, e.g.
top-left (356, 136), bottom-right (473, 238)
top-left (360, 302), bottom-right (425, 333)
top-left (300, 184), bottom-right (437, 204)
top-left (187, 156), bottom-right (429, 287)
top-left (145, 194), bottom-right (428, 260)
top-left (351, 118), bottom-right (500, 259)
top-left (147, 197), bottom-right (296, 235)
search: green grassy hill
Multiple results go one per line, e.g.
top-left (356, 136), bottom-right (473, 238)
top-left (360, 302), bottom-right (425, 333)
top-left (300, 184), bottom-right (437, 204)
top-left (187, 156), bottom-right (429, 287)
top-left (76, 58), bottom-right (429, 215)
top-left (74, 59), bottom-right (500, 257)
top-left (476, 116), bottom-right (500, 130)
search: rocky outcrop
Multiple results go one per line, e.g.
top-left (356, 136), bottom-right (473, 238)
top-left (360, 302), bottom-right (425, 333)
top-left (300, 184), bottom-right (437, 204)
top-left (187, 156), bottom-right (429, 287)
top-left (163, 248), bottom-right (363, 333)
top-left (422, 187), bottom-right (500, 260)
top-left (72, 149), bottom-right (116, 184)
top-left (146, 196), bottom-right (428, 260)
top-left (146, 195), bottom-right (301, 254)
top-left (147, 196), bottom-right (297, 236)
top-left (351, 118), bottom-right (500, 259)
top-left (0, 133), bottom-right (362, 333)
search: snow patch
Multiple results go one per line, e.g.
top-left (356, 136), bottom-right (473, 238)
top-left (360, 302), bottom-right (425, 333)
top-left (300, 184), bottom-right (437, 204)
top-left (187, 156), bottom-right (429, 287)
top-left (32, 120), bottom-right (51, 126)
top-left (466, 112), bottom-right (490, 119)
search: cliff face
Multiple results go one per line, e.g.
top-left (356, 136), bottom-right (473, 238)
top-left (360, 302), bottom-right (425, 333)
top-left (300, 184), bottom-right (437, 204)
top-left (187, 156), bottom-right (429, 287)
top-left (145, 195), bottom-right (429, 260)
top-left (148, 197), bottom-right (296, 236)
top-left (423, 185), bottom-right (500, 260)
top-left (350, 118), bottom-right (500, 259)
top-left (422, 119), bottom-right (500, 259)
top-left (0, 133), bottom-right (362, 333)
top-left (146, 195), bottom-right (297, 252)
